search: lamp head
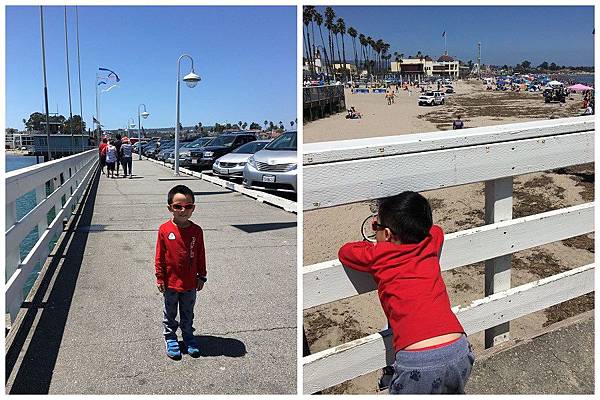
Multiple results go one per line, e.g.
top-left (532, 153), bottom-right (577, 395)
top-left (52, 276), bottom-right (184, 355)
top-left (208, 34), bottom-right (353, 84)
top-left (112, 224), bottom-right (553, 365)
top-left (183, 71), bottom-right (201, 88)
top-left (141, 111), bottom-right (150, 119)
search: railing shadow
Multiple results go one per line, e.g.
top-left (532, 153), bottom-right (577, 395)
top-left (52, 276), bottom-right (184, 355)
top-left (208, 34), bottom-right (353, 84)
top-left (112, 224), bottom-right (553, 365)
top-left (6, 169), bottom-right (100, 394)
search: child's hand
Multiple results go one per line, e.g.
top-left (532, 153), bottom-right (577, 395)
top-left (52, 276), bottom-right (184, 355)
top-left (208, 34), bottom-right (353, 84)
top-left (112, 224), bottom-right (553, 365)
top-left (196, 280), bottom-right (204, 291)
top-left (157, 283), bottom-right (165, 293)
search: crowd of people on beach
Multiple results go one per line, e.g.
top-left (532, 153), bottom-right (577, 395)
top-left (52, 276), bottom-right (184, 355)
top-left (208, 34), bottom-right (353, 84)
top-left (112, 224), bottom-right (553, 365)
top-left (98, 133), bottom-right (134, 179)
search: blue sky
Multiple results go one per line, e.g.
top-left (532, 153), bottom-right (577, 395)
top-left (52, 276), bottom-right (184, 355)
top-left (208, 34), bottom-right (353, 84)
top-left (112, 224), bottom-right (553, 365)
top-left (6, 6), bottom-right (297, 130)
top-left (309, 6), bottom-right (594, 67)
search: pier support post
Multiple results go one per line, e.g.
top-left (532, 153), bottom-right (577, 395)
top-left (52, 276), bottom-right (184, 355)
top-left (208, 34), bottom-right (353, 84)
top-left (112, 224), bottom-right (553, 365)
top-left (484, 177), bottom-right (513, 348)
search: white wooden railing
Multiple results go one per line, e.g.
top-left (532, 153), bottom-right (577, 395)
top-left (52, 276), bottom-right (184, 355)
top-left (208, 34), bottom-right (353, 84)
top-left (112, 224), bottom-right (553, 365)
top-left (5, 150), bottom-right (98, 322)
top-left (302, 116), bottom-right (595, 393)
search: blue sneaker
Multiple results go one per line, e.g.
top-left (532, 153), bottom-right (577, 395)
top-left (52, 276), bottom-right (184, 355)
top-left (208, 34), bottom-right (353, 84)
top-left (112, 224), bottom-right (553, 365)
top-left (185, 339), bottom-right (200, 358)
top-left (165, 339), bottom-right (181, 359)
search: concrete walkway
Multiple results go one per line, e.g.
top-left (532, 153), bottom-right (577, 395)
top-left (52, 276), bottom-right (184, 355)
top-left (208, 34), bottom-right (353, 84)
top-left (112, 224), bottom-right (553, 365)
top-left (467, 310), bottom-right (594, 394)
top-left (6, 159), bottom-right (297, 394)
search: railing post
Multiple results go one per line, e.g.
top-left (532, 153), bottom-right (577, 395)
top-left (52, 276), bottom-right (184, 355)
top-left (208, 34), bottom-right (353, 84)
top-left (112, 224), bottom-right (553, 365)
top-left (36, 180), bottom-right (52, 262)
top-left (6, 201), bottom-right (23, 323)
top-left (5, 201), bottom-right (20, 282)
top-left (484, 177), bottom-right (513, 348)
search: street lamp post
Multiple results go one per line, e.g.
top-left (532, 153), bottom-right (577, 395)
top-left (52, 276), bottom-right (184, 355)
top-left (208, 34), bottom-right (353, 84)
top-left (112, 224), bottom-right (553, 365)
top-left (174, 54), bottom-right (201, 176)
top-left (127, 118), bottom-right (135, 138)
top-left (137, 104), bottom-right (149, 160)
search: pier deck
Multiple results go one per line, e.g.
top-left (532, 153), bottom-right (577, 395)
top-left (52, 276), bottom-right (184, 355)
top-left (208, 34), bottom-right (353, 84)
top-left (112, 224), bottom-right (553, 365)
top-left (6, 159), bottom-right (297, 394)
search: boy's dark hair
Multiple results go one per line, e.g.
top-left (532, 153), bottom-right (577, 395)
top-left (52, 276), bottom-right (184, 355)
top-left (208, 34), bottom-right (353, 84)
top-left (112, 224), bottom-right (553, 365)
top-left (102, 137), bottom-right (108, 143)
top-left (167, 185), bottom-right (195, 204)
top-left (116, 133), bottom-right (122, 140)
top-left (378, 191), bottom-right (432, 244)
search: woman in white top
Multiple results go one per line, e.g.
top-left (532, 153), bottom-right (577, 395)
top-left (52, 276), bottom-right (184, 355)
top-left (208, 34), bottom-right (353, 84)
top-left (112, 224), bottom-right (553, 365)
top-left (105, 140), bottom-right (118, 178)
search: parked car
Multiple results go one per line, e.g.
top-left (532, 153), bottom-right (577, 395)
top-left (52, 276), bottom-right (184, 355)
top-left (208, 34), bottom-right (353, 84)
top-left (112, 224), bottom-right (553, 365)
top-left (418, 91), bottom-right (445, 106)
top-left (188, 131), bottom-right (257, 170)
top-left (243, 131), bottom-right (297, 193)
top-left (179, 138), bottom-right (215, 167)
top-left (158, 140), bottom-right (190, 161)
top-left (167, 137), bottom-right (213, 164)
top-left (444, 85), bottom-right (455, 94)
top-left (212, 140), bottom-right (270, 178)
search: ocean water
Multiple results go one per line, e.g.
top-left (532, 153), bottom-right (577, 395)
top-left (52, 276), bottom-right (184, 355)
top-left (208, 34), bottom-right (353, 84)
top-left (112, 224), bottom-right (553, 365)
top-left (6, 155), bottom-right (57, 297)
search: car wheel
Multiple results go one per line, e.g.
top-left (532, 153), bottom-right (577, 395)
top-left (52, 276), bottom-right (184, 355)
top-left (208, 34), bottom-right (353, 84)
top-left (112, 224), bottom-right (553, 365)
top-left (441, 99), bottom-right (445, 105)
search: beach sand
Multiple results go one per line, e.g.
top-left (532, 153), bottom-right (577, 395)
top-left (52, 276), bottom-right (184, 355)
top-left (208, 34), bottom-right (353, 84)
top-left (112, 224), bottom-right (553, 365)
top-left (303, 80), bottom-right (594, 394)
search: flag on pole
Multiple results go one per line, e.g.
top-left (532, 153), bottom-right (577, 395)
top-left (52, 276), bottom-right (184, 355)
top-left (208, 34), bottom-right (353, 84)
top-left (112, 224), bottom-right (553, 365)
top-left (442, 31), bottom-right (446, 37)
top-left (98, 67), bottom-right (120, 82)
top-left (93, 117), bottom-right (102, 127)
top-left (97, 80), bottom-right (107, 86)
top-left (101, 84), bottom-right (119, 93)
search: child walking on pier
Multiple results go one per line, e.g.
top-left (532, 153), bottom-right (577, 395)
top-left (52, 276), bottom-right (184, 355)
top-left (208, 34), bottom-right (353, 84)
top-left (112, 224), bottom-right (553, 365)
top-left (338, 191), bottom-right (474, 394)
top-left (155, 184), bottom-right (207, 359)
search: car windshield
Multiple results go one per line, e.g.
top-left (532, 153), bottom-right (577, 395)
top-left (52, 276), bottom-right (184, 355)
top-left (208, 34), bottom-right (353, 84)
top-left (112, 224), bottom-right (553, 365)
top-left (265, 132), bottom-right (296, 151)
top-left (232, 141), bottom-right (268, 154)
top-left (208, 135), bottom-right (238, 147)
top-left (182, 138), bottom-right (211, 150)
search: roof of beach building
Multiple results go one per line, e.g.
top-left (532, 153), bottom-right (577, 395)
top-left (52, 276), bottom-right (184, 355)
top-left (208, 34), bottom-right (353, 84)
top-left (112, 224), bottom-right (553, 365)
top-left (437, 54), bottom-right (455, 62)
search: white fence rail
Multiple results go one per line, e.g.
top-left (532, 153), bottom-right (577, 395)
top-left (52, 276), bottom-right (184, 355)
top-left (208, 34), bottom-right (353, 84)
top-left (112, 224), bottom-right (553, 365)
top-left (5, 150), bottom-right (98, 322)
top-left (302, 116), bottom-right (595, 393)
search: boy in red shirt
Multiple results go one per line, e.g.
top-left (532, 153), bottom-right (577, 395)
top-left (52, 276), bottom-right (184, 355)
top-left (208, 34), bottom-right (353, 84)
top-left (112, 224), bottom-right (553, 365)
top-left (338, 191), bottom-right (474, 394)
top-left (155, 185), bottom-right (207, 359)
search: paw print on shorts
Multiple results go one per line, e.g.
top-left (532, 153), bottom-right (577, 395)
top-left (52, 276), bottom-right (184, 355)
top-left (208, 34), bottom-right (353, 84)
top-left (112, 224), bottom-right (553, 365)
top-left (409, 370), bottom-right (421, 381)
top-left (431, 377), bottom-right (442, 390)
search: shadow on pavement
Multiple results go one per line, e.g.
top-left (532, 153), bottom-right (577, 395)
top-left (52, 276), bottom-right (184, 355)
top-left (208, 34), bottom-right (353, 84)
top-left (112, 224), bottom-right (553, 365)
top-left (6, 170), bottom-right (101, 394)
top-left (231, 222), bottom-right (296, 233)
top-left (179, 335), bottom-right (247, 358)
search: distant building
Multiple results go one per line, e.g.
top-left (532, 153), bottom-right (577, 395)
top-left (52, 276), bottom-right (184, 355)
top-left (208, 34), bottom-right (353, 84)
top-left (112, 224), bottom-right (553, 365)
top-left (432, 53), bottom-right (459, 79)
top-left (332, 63), bottom-right (357, 75)
top-left (390, 52), bottom-right (460, 81)
top-left (9, 131), bottom-right (34, 149)
top-left (390, 56), bottom-right (434, 82)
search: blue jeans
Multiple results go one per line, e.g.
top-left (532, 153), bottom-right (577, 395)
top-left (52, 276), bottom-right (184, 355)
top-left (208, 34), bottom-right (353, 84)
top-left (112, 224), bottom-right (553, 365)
top-left (162, 288), bottom-right (197, 343)
top-left (389, 335), bottom-right (475, 394)
top-left (122, 157), bottom-right (132, 176)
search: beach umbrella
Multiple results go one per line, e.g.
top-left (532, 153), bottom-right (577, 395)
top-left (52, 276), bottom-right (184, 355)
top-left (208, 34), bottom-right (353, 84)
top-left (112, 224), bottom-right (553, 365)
top-left (568, 83), bottom-right (594, 92)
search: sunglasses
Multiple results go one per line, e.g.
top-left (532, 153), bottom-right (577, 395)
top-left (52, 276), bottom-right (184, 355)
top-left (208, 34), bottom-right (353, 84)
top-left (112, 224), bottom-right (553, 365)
top-left (371, 216), bottom-right (394, 234)
top-left (171, 203), bottom-right (195, 211)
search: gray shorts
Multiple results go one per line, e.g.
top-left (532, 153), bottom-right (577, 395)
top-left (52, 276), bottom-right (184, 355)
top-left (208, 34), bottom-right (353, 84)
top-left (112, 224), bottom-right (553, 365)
top-left (389, 335), bottom-right (475, 394)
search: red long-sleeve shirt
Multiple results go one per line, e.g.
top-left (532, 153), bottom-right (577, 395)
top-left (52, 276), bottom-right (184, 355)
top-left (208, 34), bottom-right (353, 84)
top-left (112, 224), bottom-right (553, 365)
top-left (155, 220), bottom-right (206, 292)
top-left (338, 225), bottom-right (464, 351)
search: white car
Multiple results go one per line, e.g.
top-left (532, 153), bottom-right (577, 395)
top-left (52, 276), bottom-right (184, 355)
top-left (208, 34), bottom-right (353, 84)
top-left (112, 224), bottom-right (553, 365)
top-left (212, 140), bottom-right (270, 178)
top-left (418, 91), bottom-right (445, 106)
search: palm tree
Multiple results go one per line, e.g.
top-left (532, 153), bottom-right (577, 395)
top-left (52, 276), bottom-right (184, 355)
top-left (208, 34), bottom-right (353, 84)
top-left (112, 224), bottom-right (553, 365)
top-left (359, 33), bottom-right (367, 73)
top-left (348, 27), bottom-right (358, 80)
top-left (336, 18), bottom-right (347, 80)
top-left (303, 6), bottom-right (315, 76)
top-left (264, 120), bottom-right (268, 131)
top-left (290, 120), bottom-right (295, 128)
top-left (314, 10), bottom-right (331, 78)
top-left (332, 24), bottom-right (341, 77)
top-left (324, 7), bottom-right (336, 77)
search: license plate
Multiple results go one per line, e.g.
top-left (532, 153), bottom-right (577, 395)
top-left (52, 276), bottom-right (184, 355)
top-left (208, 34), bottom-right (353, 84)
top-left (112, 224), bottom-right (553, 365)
top-left (192, 158), bottom-right (198, 164)
top-left (215, 167), bottom-right (227, 174)
top-left (262, 175), bottom-right (276, 183)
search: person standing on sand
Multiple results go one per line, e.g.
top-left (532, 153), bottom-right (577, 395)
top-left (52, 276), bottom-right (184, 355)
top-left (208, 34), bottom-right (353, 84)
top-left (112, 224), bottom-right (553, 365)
top-left (453, 116), bottom-right (464, 130)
